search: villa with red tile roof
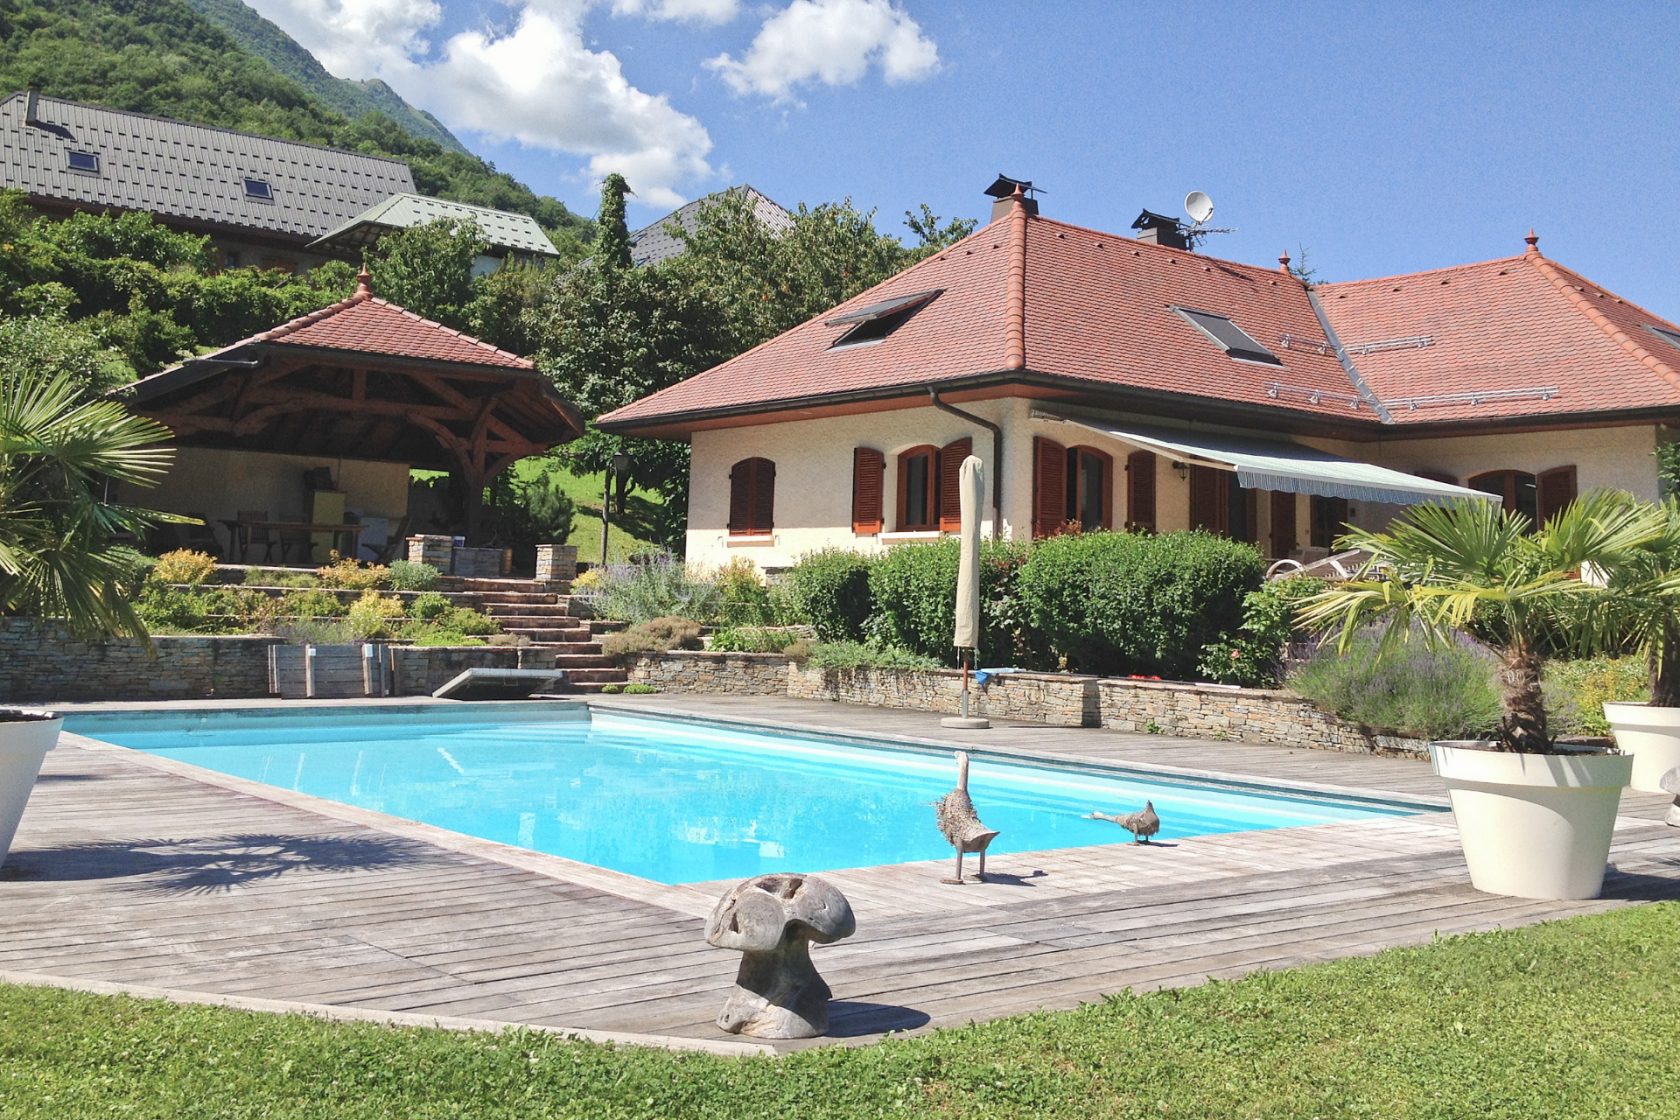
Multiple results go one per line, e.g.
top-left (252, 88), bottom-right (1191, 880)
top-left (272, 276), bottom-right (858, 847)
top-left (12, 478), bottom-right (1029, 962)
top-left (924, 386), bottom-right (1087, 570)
top-left (599, 184), bottom-right (1680, 570)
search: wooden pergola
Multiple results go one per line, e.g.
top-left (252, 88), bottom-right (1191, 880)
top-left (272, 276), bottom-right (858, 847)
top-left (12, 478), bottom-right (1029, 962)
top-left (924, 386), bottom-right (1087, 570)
top-left (123, 270), bottom-right (583, 541)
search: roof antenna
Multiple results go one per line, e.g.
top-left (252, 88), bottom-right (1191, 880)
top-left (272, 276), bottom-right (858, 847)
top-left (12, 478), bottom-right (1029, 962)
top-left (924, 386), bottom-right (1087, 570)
top-left (1181, 190), bottom-right (1236, 250)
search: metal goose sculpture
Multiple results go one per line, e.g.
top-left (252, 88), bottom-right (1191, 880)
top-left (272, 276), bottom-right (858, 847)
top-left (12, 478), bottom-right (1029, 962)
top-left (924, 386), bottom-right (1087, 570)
top-left (1087, 800), bottom-right (1160, 844)
top-left (935, 751), bottom-right (999, 884)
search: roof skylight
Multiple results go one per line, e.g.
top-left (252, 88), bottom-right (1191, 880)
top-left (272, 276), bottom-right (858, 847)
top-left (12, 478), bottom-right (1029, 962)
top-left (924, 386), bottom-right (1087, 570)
top-left (243, 177), bottom-right (273, 201)
top-left (827, 289), bottom-right (941, 348)
top-left (1171, 306), bottom-right (1283, 365)
top-left (65, 150), bottom-right (99, 174)
top-left (1646, 324), bottom-right (1680, 354)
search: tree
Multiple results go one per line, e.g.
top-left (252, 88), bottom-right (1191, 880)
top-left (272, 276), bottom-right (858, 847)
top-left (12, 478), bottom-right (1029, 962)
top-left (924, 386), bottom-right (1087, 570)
top-left (903, 204), bottom-right (978, 259)
top-left (594, 173), bottom-right (634, 271)
top-left (1298, 493), bottom-right (1665, 752)
top-left (370, 218), bottom-right (486, 331)
top-left (0, 313), bottom-right (132, 396)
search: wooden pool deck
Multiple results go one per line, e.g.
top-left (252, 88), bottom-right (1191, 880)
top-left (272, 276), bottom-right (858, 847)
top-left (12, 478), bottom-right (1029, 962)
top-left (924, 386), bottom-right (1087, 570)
top-left (3, 695), bottom-right (1677, 1052)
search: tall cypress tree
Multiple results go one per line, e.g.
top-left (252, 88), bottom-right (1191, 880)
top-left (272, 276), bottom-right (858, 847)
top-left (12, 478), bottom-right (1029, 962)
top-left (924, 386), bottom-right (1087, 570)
top-left (595, 173), bottom-right (633, 270)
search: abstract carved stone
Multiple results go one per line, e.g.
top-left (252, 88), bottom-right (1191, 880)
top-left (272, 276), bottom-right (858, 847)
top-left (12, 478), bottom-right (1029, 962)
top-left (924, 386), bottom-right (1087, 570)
top-left (1087, 799), bottom-right (1161, 844)
top-left (705, 873), bottom-right (856, 1039)
top-left (935, 751), bottom-right (999, 884)
top-left (1662, 767), bottom-right (1680, 828)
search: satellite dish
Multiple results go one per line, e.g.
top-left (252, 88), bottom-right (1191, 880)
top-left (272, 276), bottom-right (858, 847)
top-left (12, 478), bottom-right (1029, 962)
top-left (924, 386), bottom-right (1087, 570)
top-left (1184, 190), bottom-right (1214, 225)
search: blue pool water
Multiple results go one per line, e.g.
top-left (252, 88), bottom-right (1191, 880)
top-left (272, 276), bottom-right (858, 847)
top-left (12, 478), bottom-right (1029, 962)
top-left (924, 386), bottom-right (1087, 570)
top-left (64, 706), bottom-right (1426, 885)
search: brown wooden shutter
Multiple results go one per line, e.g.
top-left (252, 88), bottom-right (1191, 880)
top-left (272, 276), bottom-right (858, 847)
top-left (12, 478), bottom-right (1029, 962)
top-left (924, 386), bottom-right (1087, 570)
top-left (1241, 486), bottom-right (1259, 544)
top-left (728, 457), bottom-right (774, 534)
top-left (1189, 465), bottom-right (1224, 532)
top-left (851, 447), bottom-right (885, 534)
top-left (1126, 451), bottom-right (1156, 532)
top-left (1269, 491), bottom-right (1298, 557)
top-left (937, 438), bottom-right (972, 533)
top-left (1537, 465), bottom-right (1578, 524)
top-left (1415, 469), bottom-right (1459, 485)
top-left (1032, 436), bottom-right (1067, 538)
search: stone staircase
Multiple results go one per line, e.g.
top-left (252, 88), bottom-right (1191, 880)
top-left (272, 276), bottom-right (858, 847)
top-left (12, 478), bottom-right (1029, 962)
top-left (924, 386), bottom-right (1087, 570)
top-left (446, 578), bottom-right (628, 693)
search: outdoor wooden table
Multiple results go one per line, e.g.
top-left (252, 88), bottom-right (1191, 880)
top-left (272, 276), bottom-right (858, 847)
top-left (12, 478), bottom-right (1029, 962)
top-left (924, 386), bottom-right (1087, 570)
top-left (221, 520), bottom-right (362, 563)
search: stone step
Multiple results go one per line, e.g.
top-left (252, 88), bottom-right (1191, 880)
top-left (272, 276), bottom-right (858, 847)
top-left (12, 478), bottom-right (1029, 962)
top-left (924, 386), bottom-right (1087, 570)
top-left (502, 626), bottom-right (594, 643)
top-left (587, 619), bottom-right (627, 633)
top-left (553, 680), bottom-right (629, 695)
top-left (479, 603), bottom-right (575, 618)
top-left (562, 667), bottom-right (630, 685)
top-left (483, 613), bottom-right (585, 629)
top-left (549, 653), bottom-right (617, 669)
top-left (454, 577), bottom-right (550, 593)
top-left (465, 591), bottom-right (562, 605)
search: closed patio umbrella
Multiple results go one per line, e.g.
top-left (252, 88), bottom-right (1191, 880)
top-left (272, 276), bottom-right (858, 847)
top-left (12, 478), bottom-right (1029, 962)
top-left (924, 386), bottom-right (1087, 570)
top-left (943, 455), bottom-right (990, 729)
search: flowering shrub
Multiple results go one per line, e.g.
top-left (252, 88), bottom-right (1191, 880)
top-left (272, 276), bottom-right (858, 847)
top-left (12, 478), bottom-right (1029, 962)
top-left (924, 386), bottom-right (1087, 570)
top-left (1197, 577), bottom-right (1326, 687)
top-left (1290, 629), bottom-right (1503, 740)
top-left (149, 549), bottom-right (218, 586)
top-left (315, 553), bottom-right (389, 590)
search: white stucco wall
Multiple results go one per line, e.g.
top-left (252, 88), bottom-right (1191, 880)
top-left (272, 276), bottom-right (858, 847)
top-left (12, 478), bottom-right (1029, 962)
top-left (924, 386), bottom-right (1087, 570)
top-left (141, 448), bottom-right (411, 559)
top-left (683, 401), bottom-right (1666, 570)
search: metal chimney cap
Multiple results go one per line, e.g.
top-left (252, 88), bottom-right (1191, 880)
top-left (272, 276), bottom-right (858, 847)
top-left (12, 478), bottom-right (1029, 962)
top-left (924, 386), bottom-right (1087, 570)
top-left (984, 174), bottom-right (1038, 199)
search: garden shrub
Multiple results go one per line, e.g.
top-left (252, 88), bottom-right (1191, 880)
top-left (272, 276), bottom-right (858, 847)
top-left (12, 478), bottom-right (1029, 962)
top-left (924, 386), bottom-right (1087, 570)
top-left (345, 593), bottom-right (406, 640)
top-left (134, 584), bottom-right (210, 633)
top-left (783, 548), bottom-right (873, 641)
top-left (589, 554), bottom-right (721, 624)
top-left (315, 554), bottom-right (389, 590)
top-left (805, 641), bottom-right (942, 671)
top-left (599, 683), bottom-right (623, 694)
top-left (599, 616), bottom-right (704, 660)
top-left (713, 557), bottom-right (774, 627)
top-left (1289, 629), bottom-right (1503, 740)
top-left (276, 588), bottom-right (349, 621)
top-left (260, 570), bottom-right (320, 589)
top-left (1544, 656), bottom-right (1648, 737)
top-left (1020, 530), bottom-right (1262, 678)
top-left (622, 683), bottom-right (658, 695)
top-left (708, 626), bottom-right (810, 653)
top-left (866, 539), bottom-right (1035, 665)
top-left (1197, 576), bottom-right (1327, 687)
top-left (149, 549), bottom-right (218, 586)
top-left (386, 560), bottom-right (440, 592)
top-left (406, 592), bottom-right (453, 622)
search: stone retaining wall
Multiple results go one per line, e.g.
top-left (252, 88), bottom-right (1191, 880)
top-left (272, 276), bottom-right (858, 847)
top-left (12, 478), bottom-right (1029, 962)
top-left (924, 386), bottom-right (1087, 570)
top-left (0, 619), bottom-right (280, 703)
top-left (1095, 678), bottom-right (1429, 758)
top-left (787, 666), bottom-right (1099, 728)
top-left (628, 652), bottom-right (790, 696)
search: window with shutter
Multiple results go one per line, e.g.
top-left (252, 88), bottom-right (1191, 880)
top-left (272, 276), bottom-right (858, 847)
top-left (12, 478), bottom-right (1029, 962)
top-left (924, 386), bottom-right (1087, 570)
top-left (1125, 451), bottom-right (1156, 532)
top-left (1310, 495), bottom-right (1349, 549)
top-left (851, 447), bottom-right (885, 534)
top-left (1189, 465), bottom-right (1224, 532)
top-left (896, 445), bottom-right (938, 531)
top-left (1032, 436), bottom-right (1067, 538)
top-left (727, 457), bottom-right (775, 535)
top-left (1537, 465), bottom-right (1578, 524)
top-left (1469, 469), bottom-right (1538, 522)
top-left (937, 438), bottom-right (972, 533)
top-left (1269, 491), bottom-right (1298, 557)
top-left (1064, 446), bottom-right (1113, 531)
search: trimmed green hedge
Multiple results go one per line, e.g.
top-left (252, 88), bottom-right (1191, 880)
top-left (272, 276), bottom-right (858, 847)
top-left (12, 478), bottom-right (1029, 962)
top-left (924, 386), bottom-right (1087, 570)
top-left (781, 548), bottom-right (873, 641)
top-left (865, 538), bottom-right (1034, 665)
top-left (1019, 531), bottom-right (1263, 677)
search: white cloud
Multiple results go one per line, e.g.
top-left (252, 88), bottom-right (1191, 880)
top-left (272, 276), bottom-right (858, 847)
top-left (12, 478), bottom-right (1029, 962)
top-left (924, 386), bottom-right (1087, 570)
top-left (245, 0), bottom-right (715, 207)
top-left (610, 0), bottom-right (741, 24)
top-left (707, 0), bottom-right (939, 102)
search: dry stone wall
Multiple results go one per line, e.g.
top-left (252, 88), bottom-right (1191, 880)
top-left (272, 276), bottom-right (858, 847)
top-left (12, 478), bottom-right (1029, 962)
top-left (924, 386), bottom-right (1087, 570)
top-left (0, 619), bottom-right (279, 703)
top-left (628, 652), bottom-right (790, 695)
top-left (787, 666), bottom-right (1098, 728)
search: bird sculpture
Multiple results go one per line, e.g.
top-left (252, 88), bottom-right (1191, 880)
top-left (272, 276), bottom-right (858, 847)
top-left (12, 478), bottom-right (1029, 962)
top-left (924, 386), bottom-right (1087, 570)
top-left (1662, 767), bottom-right (1680, 829)
top-left (1086, 800), bottom-right (1161, 844)
top-left (935, 752), bottom-right (999, 884)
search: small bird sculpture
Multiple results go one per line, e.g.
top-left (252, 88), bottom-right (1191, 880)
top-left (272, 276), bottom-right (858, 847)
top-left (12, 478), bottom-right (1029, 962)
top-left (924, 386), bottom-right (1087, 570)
top-left (935, 752), bottom-right (999, 884)
top-left (1661, 767), bottom-right (1680, 829)
top-left (1086, 800), bottom-right (1160, 844)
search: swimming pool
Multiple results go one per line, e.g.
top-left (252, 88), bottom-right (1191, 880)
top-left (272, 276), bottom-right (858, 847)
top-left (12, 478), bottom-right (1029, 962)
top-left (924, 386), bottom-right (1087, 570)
top-left (65, 705), bottom-right (1430, 885)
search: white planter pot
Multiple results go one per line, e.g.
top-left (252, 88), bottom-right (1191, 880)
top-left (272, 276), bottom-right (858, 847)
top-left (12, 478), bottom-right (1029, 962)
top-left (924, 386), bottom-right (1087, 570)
top-left (1430, 741), bottom-right (1631, 900)
top-left (1602, 702), bottom-right (1680, 794)
top-left (0, 709), bottom-right (61, 864)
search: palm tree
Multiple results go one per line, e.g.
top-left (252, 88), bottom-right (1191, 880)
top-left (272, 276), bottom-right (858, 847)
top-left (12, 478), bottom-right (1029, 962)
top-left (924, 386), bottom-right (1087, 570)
top-left (1296, 491), bottom-right (1665, 753)
top-left (1, 366), bottom-right (180, 639)
top-left (1583, 495), bottom-right (1680, 708)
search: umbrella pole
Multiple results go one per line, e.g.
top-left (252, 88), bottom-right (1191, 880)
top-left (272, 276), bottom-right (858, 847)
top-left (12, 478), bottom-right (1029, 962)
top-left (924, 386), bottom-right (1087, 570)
top-left (961, 650), bottom-right (970, 719)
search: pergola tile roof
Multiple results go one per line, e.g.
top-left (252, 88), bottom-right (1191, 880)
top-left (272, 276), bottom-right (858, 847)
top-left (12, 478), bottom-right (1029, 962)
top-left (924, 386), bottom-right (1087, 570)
top-left (308, 192), bottom-right (559, 257)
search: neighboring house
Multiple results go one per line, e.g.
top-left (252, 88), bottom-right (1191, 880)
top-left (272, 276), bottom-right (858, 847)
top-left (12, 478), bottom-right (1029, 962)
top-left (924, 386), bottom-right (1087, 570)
top-left (0, 91), bottom-right (547, 274)
top-left (599, 183), bottom-right (1680, 571)
top-left (628, 184), bottom-right (792, 267)
top-left (308, 192), bottom-right (560, 275)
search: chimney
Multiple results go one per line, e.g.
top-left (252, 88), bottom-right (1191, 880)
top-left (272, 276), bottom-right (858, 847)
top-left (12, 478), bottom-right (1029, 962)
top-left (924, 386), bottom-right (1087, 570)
top-left (1131, 209), bottom-right (1189, 251)
top-left (23, 89), bottom-right (39, 126)
top-left (983, 173), bottom-right (1039, 221)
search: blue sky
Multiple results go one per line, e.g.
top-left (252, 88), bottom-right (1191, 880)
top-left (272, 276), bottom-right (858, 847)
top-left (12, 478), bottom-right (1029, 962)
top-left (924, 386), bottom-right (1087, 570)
top-left (250, 1), bottom-right (1680, 319)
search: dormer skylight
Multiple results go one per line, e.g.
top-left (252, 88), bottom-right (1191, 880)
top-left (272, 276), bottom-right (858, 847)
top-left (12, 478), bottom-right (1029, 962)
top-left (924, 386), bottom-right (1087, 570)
top-left (827, 289), bottom-right (941, 348)
top-left (1171, 306), bottom-right (1283, 366)
top-left (1646, 323), bottom-right (1680, 354)
top-left (243, 177), bottom-right (273, 201)
top-left (65, 150), bottom-right (100, 174)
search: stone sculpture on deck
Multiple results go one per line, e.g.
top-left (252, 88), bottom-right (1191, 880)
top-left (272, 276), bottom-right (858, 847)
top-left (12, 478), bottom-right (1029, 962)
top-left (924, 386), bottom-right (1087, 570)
top-left (935, 751), bottom-right (1000, 884)
top-left (705, 872), bottom-right (856, 1039)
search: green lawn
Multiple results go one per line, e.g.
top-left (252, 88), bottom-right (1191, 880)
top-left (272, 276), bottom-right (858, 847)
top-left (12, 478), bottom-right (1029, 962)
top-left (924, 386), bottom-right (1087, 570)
top-left (511, 456), bottom-right (666, 565)
top-left (1, 904), bottom-right (1675, 1118)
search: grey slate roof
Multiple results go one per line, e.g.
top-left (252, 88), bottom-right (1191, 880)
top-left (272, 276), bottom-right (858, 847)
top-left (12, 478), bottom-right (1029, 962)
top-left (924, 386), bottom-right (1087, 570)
top-left (308, 192), bottom-right (558, 257)
top-left (628, 184), bottom-right (793, 267)
top-left (0, 92), bottom-right (415, 243)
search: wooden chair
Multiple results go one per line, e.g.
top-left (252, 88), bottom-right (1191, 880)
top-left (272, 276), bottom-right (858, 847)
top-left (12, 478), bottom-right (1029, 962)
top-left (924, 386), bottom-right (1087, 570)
top-left (238, 510), bottom-right (289, 564)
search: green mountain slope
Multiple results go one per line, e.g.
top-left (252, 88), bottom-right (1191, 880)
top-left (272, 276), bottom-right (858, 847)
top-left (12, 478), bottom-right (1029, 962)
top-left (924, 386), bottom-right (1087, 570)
top-left (182, 0), bottom-right (469, 156)
top-left (0, 0), bottom-right (589, 243)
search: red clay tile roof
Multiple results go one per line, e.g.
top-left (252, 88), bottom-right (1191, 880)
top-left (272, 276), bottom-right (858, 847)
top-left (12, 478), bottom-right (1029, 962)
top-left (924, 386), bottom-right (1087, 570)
top-left (599, 202), bottom-right (1680, 433)
top-left (240, 271), bottom-right (533, 369)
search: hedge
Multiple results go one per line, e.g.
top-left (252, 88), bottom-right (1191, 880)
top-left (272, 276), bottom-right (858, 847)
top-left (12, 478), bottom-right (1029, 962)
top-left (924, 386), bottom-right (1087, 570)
top-left (1019, 530), bottom-right (1263, 677)
top-left (781, 548), bottom-right (874, 641)
top-left (864, 538), bottom-right (1038, 666)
